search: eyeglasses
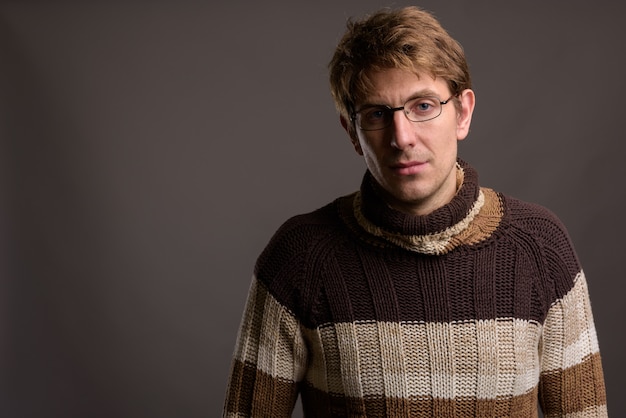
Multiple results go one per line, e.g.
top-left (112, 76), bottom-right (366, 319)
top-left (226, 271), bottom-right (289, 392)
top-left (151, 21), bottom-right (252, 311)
top-left (351, 95), bottom-right (455, 131)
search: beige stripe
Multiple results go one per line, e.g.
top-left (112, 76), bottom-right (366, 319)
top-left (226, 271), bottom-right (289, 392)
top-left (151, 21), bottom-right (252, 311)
top-left (475, 318), bottom-right (497, 398)
top-left (233, 277), bottom-right (307, 382)
top-left (305, 318), bottom-right (542, 399)
top-left (563, 404), bottom-right (608, 418)
top-left (426, 321), bottom-right (456, 398)
top-left (235, 277), bottom-right (263, 364)
top-left (541, 271), bottom-right (600, 372)
top-left (377, 321), bottom-right (409, 399)
top-left (232, 274), bottom-right (602, 407)
top-left (306, 326), bottom-right (343, 394)
top-left (335, 321), bottom-right (368, 398)
top-left (385, 320), bottom-right (431, 398)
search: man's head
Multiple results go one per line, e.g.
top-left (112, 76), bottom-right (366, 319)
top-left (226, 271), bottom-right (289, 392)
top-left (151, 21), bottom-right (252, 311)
top-left (329, 7), bottom-right (475, 216)
top-left (329, 6), bottom-right (472, 136)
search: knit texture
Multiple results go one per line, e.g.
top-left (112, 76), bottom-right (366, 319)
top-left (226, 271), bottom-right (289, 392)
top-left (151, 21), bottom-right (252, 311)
top-left (223, 160), bottom-right (607, 417)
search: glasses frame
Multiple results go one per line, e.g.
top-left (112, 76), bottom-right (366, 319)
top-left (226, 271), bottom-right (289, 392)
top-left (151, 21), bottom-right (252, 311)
top-left (351, 94), bottom-right (456, 131)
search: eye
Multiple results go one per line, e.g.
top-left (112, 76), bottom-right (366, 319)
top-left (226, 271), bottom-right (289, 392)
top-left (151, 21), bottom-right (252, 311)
top-left (406, 97), bottom-right (440, 119)
top-left (363, 107), bottom-right (387, 121)
top-left (410, 98), bottom-right (437, 112)
top-left (416, 102), bottom-right (433, 111)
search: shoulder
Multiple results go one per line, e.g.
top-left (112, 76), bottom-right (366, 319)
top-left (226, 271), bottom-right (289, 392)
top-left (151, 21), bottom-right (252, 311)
top-left (253, 198), bottom-right (350, 320)
top-left (258, 199), bottom-right (345, 268)
top-left (503, 195), bottom-right (571, 244)
top-left (501, 194), bottom-right (581, 285)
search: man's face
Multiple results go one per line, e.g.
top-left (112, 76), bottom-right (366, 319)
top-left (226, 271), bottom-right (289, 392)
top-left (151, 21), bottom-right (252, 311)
top-left (342, 67), bottom-right (475, 216)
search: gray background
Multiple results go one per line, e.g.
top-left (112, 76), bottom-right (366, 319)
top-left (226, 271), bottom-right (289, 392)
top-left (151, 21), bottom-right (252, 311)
top-left (1, 1), bottom-right (624, 417)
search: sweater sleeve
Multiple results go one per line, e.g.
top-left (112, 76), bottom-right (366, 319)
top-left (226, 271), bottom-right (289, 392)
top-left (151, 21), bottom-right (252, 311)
top-left (538, 271), bottom-right (607, 417)
top-left (507, 198), bottom-right (608, 416)
top-left (223, 207), bottom-right (338, 417)
top-left (223, 277), bottom-right (308, 418)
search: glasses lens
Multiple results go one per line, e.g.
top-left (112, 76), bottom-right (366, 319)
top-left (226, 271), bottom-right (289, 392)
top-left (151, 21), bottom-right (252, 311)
top-left (357, 106), bottom-right (389, 130)
top-left (355, 96), bottom-right (447, 130)
top-left (404, 97), bottom-right (442, 122)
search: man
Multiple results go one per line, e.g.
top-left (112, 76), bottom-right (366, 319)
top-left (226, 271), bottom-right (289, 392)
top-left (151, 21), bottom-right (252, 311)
top-left (223, 6), bottom-right (607, 417)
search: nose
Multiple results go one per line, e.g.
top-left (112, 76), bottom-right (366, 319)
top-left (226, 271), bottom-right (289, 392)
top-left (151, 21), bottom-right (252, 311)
top-left (390, 109), bottom-right (416, 150)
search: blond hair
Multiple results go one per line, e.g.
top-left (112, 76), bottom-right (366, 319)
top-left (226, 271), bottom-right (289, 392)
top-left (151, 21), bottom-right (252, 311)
top-left (329, 6), bottom-right (471, 124)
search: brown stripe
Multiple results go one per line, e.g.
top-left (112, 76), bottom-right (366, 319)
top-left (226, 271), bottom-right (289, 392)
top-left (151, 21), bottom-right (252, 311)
top-left (225, 359), bottom-right (255, 415)
top-left (300, 384), bottom-right (539, 417)
top-left (225, 360), bottom-right (298, 417)
top-left (539, 352), bottom-right (607, 415)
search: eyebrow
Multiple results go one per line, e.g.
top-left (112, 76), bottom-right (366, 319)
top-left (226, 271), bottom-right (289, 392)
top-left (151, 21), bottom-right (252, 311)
top-left (358, 89), bottom-right (442, 109)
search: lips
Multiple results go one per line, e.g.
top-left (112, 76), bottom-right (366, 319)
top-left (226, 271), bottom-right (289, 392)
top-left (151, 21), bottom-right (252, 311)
top-left (390, 160), bottom-right (427, 175)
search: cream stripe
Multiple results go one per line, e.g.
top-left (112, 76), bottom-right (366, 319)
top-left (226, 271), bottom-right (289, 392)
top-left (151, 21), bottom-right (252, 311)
top-left (335, 322), bottom-right (367, 398)
top-left (305, 318), bottom-right (542, 399)
top-left (494, 318), bottom-right (516, 397)
top-left (447, 318), bottom-right (477, 397)
top-left (541, 271), bottom-right (600, 372)
top-left (426, 321), bottom-right (456, 398)
top-left (475, 319), bottom-right (498, 398)
top-left (236, 277), bottom-right (261, 364)
top-left (563, 329), bottom-right (600, 369)
top-left (561, 271), bottom-right (598, 346)
top-left (233, 277), bottom-right (307, 382)
top-left (235, 273), bottom-right (599, 399)
top-left (398, 318), bottom-right (432, 396)
top-left (513, 317), bottom-right (542, 396)
top-left (377, 321), bottom-right (409, 399)
top-left (314, 326), bottom-right (341, 393)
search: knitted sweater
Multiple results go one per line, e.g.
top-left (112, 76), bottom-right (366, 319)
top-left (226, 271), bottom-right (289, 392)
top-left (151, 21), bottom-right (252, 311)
top-left (223, 160), bottom-right (607, 417)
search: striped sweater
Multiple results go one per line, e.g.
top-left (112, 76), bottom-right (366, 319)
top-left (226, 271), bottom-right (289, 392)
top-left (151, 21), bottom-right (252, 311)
top-left (224, 160), bottom-right (607, 417)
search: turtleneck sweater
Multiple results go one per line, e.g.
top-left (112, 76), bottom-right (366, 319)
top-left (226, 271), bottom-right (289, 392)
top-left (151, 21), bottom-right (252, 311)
top-left (223, 160), bottom-right (607, 417)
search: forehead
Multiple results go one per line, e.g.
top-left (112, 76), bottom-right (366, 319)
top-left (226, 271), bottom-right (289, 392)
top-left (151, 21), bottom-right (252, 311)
top-left (358, 68), bottom-right (450, 105)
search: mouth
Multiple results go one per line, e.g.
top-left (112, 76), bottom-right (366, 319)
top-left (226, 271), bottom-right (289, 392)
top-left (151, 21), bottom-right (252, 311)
top-left (390, 160), bottom-right (427, 175)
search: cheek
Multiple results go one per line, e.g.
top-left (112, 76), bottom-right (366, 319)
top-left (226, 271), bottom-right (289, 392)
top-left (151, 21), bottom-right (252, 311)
top-left (355, 134), bottom-right (377, 157)
top-left (360, 141), bottom-right (381, 161)
top-left (362, 149), bottom-right (386, 175)
top-left (431, 124), bottom-right (460, 150)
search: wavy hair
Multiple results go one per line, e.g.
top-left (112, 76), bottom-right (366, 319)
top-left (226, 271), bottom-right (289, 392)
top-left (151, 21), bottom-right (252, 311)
top-left (329, 6), bottom-right (471, 128)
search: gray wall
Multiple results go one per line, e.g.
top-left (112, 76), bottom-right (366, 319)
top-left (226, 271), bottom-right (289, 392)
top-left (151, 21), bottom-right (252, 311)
top-left (1, 1), bottom-right (624, 417)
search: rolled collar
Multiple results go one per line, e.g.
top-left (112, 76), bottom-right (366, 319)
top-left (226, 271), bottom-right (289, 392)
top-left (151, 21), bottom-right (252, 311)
top-left (357, 159), bottom-right (481, 238)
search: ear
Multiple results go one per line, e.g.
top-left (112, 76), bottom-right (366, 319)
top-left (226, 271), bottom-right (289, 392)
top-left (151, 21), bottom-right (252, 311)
top-left (456, 89), bottom-right (476, 141)
top-left (340, 115), bottom-right (363, 155)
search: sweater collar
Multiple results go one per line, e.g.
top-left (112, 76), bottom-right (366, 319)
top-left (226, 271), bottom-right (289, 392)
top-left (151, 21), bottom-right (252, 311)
top-left (353, 159), bottom-right (485, 254)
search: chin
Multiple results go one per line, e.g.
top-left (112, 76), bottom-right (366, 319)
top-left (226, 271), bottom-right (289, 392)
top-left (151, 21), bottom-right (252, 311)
top-left (390, 191), bottom-right (429, 207)
top-left (396, 186), bottom-right (431, 202)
